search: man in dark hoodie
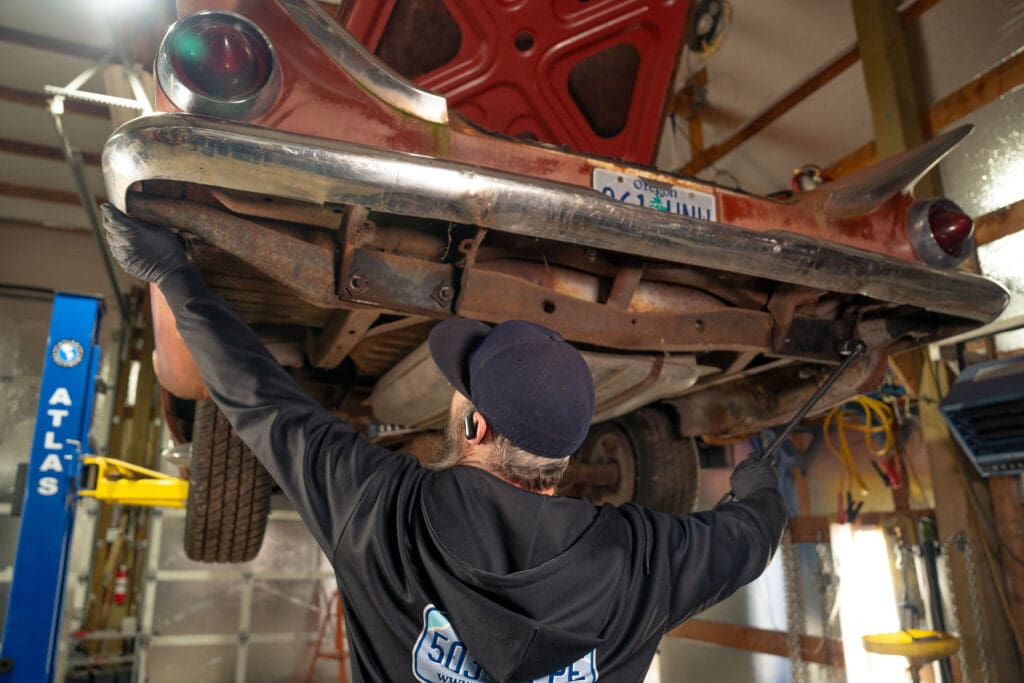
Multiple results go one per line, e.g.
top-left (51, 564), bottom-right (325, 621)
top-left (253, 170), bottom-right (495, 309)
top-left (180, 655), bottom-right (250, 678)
top-left (102, 205), bottom-right (787, 683)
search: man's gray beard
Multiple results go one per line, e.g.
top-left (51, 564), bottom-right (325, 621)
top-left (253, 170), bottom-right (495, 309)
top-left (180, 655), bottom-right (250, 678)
top-left (426, 411), bottom-right (464, 471)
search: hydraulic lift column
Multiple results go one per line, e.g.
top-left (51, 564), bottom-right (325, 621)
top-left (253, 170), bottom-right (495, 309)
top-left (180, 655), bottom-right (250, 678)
top-left (0, 294), bottom-right (103, 683)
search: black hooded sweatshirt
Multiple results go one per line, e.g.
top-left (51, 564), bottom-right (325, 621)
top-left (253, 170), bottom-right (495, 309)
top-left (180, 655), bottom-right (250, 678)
top-left (159, 266), bottom-right (788, 682)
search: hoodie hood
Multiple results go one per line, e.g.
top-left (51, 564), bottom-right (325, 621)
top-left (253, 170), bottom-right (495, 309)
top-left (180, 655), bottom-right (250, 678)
top-left (419, 467), bottom-right (629, 682)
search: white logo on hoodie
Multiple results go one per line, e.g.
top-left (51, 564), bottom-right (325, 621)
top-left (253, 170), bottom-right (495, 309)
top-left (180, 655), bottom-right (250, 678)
top-left (412, 605), bottom-right (598, 683)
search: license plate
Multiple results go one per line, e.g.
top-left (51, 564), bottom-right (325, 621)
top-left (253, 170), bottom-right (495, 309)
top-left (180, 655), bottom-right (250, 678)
top-left (592, 167), bottom-right (717, 222)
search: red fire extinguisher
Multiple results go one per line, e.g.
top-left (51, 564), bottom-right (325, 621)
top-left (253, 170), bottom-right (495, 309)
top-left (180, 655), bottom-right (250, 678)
top-left (113, 565), bottom-right (128, 605)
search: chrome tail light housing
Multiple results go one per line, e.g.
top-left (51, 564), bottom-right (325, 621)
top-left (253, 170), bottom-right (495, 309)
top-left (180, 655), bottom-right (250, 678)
top-left (907, 198), bottom-right (975, 267)
top-left (156, 10), bottom-right (280, 120)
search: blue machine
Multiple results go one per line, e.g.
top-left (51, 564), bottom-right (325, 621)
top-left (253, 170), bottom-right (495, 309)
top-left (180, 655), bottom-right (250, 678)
top-left (1, 294), bottom-right (103, 683)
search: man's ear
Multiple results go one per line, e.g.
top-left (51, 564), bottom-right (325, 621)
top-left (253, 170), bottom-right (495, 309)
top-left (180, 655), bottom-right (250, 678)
top-left (466, 410), bottom-right (489, 445)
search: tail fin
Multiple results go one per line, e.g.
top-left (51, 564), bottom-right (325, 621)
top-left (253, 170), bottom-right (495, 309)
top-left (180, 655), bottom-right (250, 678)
top-left (816, 124), bottom-right (972, 217)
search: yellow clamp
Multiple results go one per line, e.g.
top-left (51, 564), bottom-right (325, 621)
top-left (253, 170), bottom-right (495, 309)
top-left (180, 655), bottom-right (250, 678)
top-left (79, 456), bottom-right (188, 508)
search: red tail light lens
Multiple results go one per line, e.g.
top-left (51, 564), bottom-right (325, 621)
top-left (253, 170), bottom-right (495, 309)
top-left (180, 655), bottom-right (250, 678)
top-left (907, 198), bottom-right (974, 267)
top-left (170, 22), bottom-right (272, 100)
top-left (928, 203), bottom-right (974, 257)
top-left (157, 11), bottom-right (279, 120)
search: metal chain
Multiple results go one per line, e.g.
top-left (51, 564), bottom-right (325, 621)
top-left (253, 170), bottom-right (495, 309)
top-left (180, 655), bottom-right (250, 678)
top-left (782, 528), bottom-right (808, 683)
top-left (943, 532), bottom-right (990, 683)
top-left (815, 542), bottom-right (840, 683)
top-left (939, 535), bottom-right (969, 683)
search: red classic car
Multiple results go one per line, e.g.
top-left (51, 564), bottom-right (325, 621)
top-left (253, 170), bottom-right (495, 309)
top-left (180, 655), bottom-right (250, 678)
top-left (103, 0), bottom-right (1007, 561)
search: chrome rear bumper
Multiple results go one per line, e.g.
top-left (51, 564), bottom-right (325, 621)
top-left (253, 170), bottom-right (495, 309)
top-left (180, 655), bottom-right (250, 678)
top-left (103, 113), bottom-right (1008, 324)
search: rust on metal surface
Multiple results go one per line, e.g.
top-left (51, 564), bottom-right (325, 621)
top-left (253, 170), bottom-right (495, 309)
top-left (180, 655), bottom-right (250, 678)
top-left (641, 265), bottom-right (769, 309)
top-left (209, 188), bottom-right (346, 230)
top-left (348, 322), bottom-right (434, 378)
top-left (559, 423), bottom-right (636, 504)
top-left (560, 462), bottom-right (621, 490)
top-left (766, 285), bottom-right (828, 354)
top-left (128, 194), bottom-right (339, 308)
top-left (667, 351), bottom-right (886, 438)
top-left (471, 258), bottom-right (729, 315)
top-left (458, 268), bottom-right (774, 353)
top-left (154, 1), bottom-right (944, 266)
top-left (342, 248), bottom-right (455, 316)
top-left (723, 350), bottom-right (760, 376)
top-left (363, 315), bottom-right (432, 339)
top-left (308, 309), bottom-right (380, 369)
top-left (606, 262), bottom-right (646, 310)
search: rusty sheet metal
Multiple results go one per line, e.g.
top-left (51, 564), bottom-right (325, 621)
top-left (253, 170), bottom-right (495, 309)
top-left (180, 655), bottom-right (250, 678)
top-left (342, 248), bottom-right (455, 316)
top-left (155, 3), bottom-right (972, 268)
top-left (606, 263), bottom-right (645, 310)
top-left (666, 351), bottom-right (887, 438)
top-left (209, 188), bottom-right (345, 229)
top-left (458, 268), bottom-right (773, 353)
top-left (128, 194), bottom-right (339, 309)
top-left (104, 116), bottom-right (1008, 325)
top-left (474, 259), bottom-right (729, 313)
top-left (349, 321), bottom-right (434, 378)
top-left (307, 309), bottom-right (379, 369)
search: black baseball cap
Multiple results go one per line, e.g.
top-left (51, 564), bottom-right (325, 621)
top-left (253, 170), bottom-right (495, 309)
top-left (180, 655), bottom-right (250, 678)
top-left (428, 319), bottom-right (596, 459)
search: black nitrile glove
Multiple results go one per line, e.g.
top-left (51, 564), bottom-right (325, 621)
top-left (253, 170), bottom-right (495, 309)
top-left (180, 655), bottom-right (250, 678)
top-left (101, 204), bottom-right (191, 285)
top-left (729, 455), bottom-right (779, 500)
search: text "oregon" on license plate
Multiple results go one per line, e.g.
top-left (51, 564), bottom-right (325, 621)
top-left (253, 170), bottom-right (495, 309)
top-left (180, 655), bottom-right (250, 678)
top-left (592, 168), bottom-right (716, 222)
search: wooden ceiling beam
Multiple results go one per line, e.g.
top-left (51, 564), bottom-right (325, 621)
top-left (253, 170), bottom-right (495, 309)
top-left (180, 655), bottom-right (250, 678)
top-left (0, 25), bottom-right (107, 61)
top-left (0, 137), bottom-right (101, 167)
top-left (668, 618), bottom-right (844, 668)
top-left (0, 216), bottom-right (90, 233)
top-left (976, 198), bottom-right (1024, 247)
top-left (854, 0), bottom-right (942, 197)
top-left (675, 0), bottom-right (942, 176)
top-left (928, 49), bottom-right (1024, 134)
top-left (825, 49), bottom-right (1024, 178)
top-left (679, 47), bottom-right (859, 175)
top-left (671, 68), bottom-right (709, 160)
top-left (787, 509), bottom-right (937, 543)
top-left (0, 181), bottom-right (103, 207)
top-left (0, 84), bottom-right (110, 119)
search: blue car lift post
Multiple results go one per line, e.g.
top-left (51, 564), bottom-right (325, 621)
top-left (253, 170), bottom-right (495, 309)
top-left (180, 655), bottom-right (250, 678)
top-left (1, 294), bottom-right (104, 683)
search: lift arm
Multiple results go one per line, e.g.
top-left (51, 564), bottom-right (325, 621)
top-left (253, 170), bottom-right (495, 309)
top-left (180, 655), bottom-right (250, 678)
top-left (78, 456), bottom-right (188, 508)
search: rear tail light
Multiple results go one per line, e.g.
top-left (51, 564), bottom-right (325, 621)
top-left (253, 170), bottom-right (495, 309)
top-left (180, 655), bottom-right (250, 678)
top-left (157, 11), bottom-right (279, 120)
top-left (907, 198), bottom-right (975, 267)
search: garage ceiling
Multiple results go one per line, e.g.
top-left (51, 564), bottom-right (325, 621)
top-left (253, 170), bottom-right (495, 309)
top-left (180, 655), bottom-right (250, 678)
top-left (0, 0), bottom-right (1021, 239)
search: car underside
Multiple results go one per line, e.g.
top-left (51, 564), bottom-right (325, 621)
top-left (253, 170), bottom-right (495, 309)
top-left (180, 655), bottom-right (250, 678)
top-left (102, 0), bottom-right (1008, 561)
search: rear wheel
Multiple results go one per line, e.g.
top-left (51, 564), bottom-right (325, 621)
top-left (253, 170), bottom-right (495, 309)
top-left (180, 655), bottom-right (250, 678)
top-left (184, 400), bottom-right (273, 563)
top-left (560, 406), bottom-right (699, 515)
